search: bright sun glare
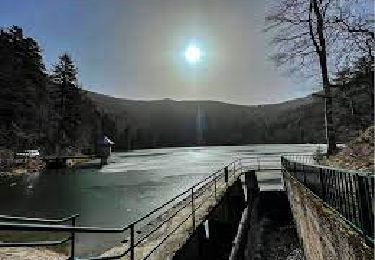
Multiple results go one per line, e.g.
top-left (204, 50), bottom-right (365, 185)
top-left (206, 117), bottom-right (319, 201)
top-left (184, 44), bottom-right (201, 64)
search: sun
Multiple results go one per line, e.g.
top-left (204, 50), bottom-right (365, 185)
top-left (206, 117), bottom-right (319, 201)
top-left (184, 44), bottom-right (202, 64)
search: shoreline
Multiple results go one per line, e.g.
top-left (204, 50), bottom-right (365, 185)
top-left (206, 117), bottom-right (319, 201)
top-left (0, 158), bottom-right (45, 177)
top-left (0, 156), bottom-right (101, 177)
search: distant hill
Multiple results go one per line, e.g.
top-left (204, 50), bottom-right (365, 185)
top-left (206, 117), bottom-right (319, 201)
top-left (86, 91), bottom-right (326, 150)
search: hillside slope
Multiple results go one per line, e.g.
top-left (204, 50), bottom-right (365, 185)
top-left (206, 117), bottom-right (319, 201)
top-left (86, 92), bottom-right (326, 149)
top-left (327, 126), bottom-right (374, 170)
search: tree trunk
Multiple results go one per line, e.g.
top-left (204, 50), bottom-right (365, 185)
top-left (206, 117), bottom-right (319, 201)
top-left (366, 56), bottom-right (374, 120)
top-left (324, 88), bottom-right (337, 155)
top-left (311, 0), bottom-right (337, 155)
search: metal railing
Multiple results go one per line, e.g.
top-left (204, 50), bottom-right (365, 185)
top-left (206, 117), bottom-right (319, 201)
top-left (242, 154), bottom-right (321, 171)
top-left (281, 156), bottom-right (374, 245)
top-left (281, 154), bottom-right (326, 165)
top-left (0, 214), bottom-right (78, 256)
top-left (0, 159), bottom-right (243, 260)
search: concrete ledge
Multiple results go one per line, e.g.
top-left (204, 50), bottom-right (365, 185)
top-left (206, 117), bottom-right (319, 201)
top-left (284, 171), bottom-right (373, 260)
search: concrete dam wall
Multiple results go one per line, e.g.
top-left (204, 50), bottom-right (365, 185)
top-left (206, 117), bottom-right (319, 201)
top-left (284, 171), bottom-right (373, 260)
top-left (173, 170), bottom-right (300, 260)
top-left (174, 164), bottom-right (373, 260)
top-left (173, 178), bottom-right (246, 260)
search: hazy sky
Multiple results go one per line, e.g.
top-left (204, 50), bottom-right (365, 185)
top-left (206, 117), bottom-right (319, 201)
top-left (1, 0), bottom-right (314, 105)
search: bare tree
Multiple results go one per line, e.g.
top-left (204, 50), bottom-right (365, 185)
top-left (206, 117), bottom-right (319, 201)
top-left (265, 0), bottom-right (373, 155)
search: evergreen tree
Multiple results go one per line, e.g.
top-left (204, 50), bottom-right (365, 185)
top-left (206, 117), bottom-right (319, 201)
top-left (52, 53), bottom-right (77, 86)
top-left (0, 26), bottom-right (46, 150)
top-left (332, 56), bottom-right (374, 138)
top-left (51, 53), bottom-right (81, 152)
top-left (0, 26), bottom-right (104, 155)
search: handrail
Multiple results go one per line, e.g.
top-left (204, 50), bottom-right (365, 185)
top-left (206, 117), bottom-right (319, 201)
top-left (0, 158), bottom-right (244, 260)
top-left (0, 237), bottom-right (71, 247)
top-left (0, 155), bottom-right (306, 259)
top-left (0, 213), bottom-right (80, 257)
top-left (283, 154), bottom-right (373, 176)
top-left (0, 155), bottom-right (300, 259)
top-left (0, 223), bottom-right (124, 233)
top-left (0, 214), bottom-right (79, 223)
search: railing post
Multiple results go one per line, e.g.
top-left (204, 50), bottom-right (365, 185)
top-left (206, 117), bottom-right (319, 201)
top-left (345, 172), bottom-right (354, 222)
top-left (224, 166), bottom-right (229, 184)
top-left (302, 164), bottom-right (306, 185)
top-left (280, 156), bottom-right (286, 190)
top-left (214, 174), bottom-right (217, 200)
top-left (357, 174), bottom-right (371, 238)
top-left (257, 157), bottom-right (260, 171)
top-left (130, 224), bottom-right (135, 260)
top-left (70, 216), bottom-right (76, 260)
top-left (239, 159), bottom-right (243, 175)
top-left (191, 188), bottom-right (195, 230)
top-left (319, 167), bottom-right (325, 202)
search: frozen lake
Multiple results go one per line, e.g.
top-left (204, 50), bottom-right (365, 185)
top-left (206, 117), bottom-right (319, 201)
top-left (0, 144), bottom-right (322, 255)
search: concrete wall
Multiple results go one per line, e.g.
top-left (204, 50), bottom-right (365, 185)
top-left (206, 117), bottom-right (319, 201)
top-left (284, 171), bottom-right (373, 260)
top-left (173, 174), bottom-right (248, 260)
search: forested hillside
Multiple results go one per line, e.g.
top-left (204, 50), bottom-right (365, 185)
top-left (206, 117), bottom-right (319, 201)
top-left (88, 92), bottom-right (324, 149)
top-left (86, 91), bottom-right (340, 150)
top-left (0, 25), bottom-right (373, 154)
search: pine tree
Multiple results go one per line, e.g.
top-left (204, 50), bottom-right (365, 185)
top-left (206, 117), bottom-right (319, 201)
top-left (51, 53), bottom-right (81, 152)
top-left (52, 53), bottom-right (77, 86)
top-left (0, 26), bottom-right (46, 150)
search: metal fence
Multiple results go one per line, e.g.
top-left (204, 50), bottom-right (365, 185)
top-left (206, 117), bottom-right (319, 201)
top-left (281, 156), bottom-right (374, 245)
top-left (281, 154), bottom-right (322, 165)
top-left (242, 154), bottom-right (321, 171)
top-left (242, 155), bottom-right (282, 171)
top-left (0, 214), bottom-right (78, 255)
top-left (0, 158), bottom-right (243, 260)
